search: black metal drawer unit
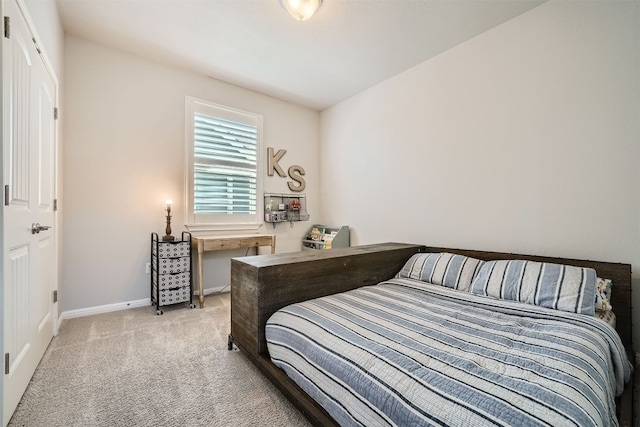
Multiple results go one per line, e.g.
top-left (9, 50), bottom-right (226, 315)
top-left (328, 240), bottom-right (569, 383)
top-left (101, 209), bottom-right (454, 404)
top-left (150, 231), bottom-right (195, 315)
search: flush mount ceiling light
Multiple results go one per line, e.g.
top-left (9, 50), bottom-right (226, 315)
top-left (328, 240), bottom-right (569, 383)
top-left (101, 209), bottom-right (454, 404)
top-left (280, 0), bottom-right (323, 21)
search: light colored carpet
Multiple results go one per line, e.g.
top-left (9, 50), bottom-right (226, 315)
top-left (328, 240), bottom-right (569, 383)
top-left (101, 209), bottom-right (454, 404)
top-left (9, 291), bottom-right (640, 427)
top-left (8, 293), bottom-right (313, 427)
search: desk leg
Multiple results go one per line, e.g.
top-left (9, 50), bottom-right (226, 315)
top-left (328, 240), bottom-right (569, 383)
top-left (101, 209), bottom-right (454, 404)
top-left (198, 243), bottom-right (205, 308)
top-left (271, 235), bottom-right (276, 254)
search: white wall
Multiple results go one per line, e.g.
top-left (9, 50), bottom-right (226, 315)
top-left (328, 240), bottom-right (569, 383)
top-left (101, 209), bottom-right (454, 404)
top-left (321, 2), bottom-right (640, 346)
top-left (62, 35), bottom-right (320, 312)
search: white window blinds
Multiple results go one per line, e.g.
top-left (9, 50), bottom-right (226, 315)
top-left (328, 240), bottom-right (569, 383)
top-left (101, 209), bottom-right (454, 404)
top-left (186, 97), bottom-right (263, 230)
top-left (194, 114), bottom-right (257, 215)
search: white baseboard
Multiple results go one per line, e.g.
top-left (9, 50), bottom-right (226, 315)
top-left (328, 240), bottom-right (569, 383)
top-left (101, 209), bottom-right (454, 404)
top-left (60, 298), bottom-right (151, 321)
top-left (58, 286), bottom-right (230, 323)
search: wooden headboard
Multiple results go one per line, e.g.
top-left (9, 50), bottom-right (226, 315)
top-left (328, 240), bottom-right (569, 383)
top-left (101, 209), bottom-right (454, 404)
top-left (421, 246), bottom-right (633, 348)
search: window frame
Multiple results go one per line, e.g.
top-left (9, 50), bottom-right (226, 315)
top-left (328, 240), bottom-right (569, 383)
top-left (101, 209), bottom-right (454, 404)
top-left (185, 96), bottom-right (264, 232)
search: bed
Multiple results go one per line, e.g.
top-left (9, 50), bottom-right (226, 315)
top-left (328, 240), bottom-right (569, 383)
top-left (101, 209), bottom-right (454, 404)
top-left (229, 243), bottom-right (634, 427)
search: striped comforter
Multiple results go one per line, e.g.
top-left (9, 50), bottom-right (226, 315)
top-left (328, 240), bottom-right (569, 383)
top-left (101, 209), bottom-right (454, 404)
top-left (265, 278), bottom-right (632, 427)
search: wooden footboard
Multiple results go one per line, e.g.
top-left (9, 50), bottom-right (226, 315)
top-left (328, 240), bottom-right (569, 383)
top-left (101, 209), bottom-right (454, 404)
top-left (230, 242), bottom-right (426, 359)
top-left (230, 242), bottom-right (424, 426)
top-left (229, 243), bottom-right (634, 427)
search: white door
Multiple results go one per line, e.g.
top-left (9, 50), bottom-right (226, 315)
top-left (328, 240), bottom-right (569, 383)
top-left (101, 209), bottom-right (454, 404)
top-left (2, 1), bottom-right (57, 424)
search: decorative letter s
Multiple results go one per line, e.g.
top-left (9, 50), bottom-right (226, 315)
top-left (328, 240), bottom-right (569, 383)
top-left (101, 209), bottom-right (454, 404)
top-left (287, 165), bottom-right (306, 192)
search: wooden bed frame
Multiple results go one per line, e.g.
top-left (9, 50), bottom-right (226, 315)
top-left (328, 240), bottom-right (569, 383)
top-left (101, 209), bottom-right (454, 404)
top-left (229, 243), bottom-right (634, 427)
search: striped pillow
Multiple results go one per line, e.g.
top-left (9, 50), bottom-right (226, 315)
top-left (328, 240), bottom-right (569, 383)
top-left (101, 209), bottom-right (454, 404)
top-left (395, 252), bottom-right (485, 291)
top-left (470, 260), bottom-right (596, 315)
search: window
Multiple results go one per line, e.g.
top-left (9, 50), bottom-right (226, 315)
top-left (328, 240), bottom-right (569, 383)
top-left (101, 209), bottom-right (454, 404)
top-left (185, 97), bottom-right (263, 231)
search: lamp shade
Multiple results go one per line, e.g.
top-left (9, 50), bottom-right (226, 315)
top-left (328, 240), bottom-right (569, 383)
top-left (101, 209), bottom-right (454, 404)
top-left (281, 0), bottom-right (322, 21)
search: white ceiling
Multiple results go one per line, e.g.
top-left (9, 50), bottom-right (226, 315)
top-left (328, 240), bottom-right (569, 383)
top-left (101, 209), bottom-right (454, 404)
top-left (55, 0), bottom-right (546, 111)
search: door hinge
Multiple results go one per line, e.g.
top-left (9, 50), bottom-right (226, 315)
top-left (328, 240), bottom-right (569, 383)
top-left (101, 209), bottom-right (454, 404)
top-left (53, 198), bottom-right (58, 211)
top-left (5, 353), bottom-right (9, 375)
top-left (54, 107), bottom-right (58, 120)
top-left (4, 185), bottom-right (9, 206)
top-left (53, 290), bottom-right (58, 303)
top-left (32, 37), bottom-right (41, 54)
top-left (4, 16), bottom-right (9, 39)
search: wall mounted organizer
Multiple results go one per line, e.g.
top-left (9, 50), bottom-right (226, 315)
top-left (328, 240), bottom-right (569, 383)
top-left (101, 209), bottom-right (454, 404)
top-left (264, 193), bottom-right (310, 227)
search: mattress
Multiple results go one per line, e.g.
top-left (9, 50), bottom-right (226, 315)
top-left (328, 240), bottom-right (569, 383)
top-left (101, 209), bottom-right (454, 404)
top-left (266, 278), bottom-right (632, 427)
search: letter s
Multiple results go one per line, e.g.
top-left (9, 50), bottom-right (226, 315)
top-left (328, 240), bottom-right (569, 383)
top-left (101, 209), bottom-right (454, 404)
top-left (287, 165), bottom-right (306, 192)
